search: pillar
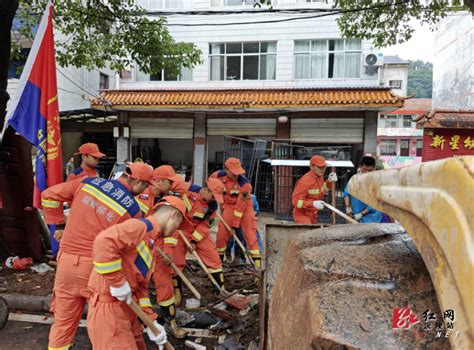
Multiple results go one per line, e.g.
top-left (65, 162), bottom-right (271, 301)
top-left (116, 112), bottom-right (130, 162)
top-left (364, 111), bottom-right (378, 156)
top-left (193, 113), bottom-right (206, 186)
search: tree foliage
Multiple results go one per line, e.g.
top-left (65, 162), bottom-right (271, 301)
top-left (12, 0), bottom-right (202, 76)
top-left (407, 60), bottom-right (433, 98)
top-left (334, 0), bottom-right (466, 48)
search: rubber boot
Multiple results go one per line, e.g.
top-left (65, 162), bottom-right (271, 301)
top-left (172, 275), bottom-right (182, 306)
top-left (253, 257), bottom-right (262, 269)
top-left (225, 247), bottom-right (233, 264)
top-left (161, 304), bottom-right (188, 339)
top-left (211, 271), bottom-right (226, 295)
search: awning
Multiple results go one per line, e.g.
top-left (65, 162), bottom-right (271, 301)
top-left (91, 87), bottom-right (403, 112)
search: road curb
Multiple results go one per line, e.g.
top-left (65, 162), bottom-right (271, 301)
top-left (0, 293), bottom-right (51, 313)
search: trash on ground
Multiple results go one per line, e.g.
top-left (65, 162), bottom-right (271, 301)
top-left (30, 263), bottom-right (54, 274)
top-left (185, 339), bottom-right (206, 350)
top-left (176, 309), bottom-right (195, 327)
top-left (5, 257), bottom-right (33, 270)
top-left (185, 298), bottom-right (201, 309)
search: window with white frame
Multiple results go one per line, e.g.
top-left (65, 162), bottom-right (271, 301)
top-left (136, 0), bottom-right (186, 9)
top-left (380, 115), bottom-right (398, 128)
top-left (209, 42), bottom-right (277, 81)
top-left (402, 115), bottom-right (413, 128)
top-left (294, 39), bottom-right (361, 79)
top-left (136, 66), bottom-right (192, 82)
top-left (211, 0), bottom-right (270, 6)
top-left (380, 139), bottom-right (397, 156)
top-left (389, 80), bottom-right (402, 89)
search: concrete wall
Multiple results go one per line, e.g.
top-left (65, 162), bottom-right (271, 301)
top-left (124, 1), bottom-right (381, 89)
top-left (432, 12), bottom-right (473, 110)
top-left (379, 64), bottom-right (409, 97)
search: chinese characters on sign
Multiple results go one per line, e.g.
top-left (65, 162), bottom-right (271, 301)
top-left (431, 134), bottom-right (474, 151)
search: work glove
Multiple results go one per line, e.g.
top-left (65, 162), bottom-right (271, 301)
top-left (145, 321), bottom-right (167, 347)
top-left (345, 207), bottom-right (353, 215)
top-left (313, 200), bottom-right (325, 210)
top-left (110, 281), bottom-right (132, 304)
top-left (328, 172), bottom-right (338, 182)
top-left (354, 213), bottom-right (363, 221)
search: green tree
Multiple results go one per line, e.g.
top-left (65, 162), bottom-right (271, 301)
top-left (407, 60), bottom-right (433, 98)
top-left (1, 0), bottom-right (202, 122)
top-left (334, 0), bottom-right (468, 48)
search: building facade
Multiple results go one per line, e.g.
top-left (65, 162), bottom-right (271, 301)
top-left (378, 55), bottom-right (409, 97)
top-left (377, 98), bottom-right (431, 168)
top-left (93, 0), bottom-right (403, 184)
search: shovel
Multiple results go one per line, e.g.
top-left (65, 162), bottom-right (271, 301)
top-left (129, 300), bottom-right (174, 350)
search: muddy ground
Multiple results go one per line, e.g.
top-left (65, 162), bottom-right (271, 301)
top-left (0, 260), bottom-right (260, 349)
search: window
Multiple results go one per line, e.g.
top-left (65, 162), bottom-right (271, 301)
top-left (380, 140), bottom-right (397, 156)
top-left (294, 39), bottom-right (361, 79)
top-left (402, 115), bottom-right (413, 128)
top-left (214, 0), bottom-right (269, 6)
top-left (99, 73), bottom-right (109, 90)
top-left (389, 80), bottom-right (402, 89)
top-left (209, 42), bottom-right (276, 81)
top-left (381, 115), bottom-right (398, 128)
top-left (150, 66), bottom-right (192, 81)
top-left (416, 139), bottom-right (423, 157)
top-left (136, 0), bottom-right (185, 9)
top-left (400, 139), bottom-right (410, 156)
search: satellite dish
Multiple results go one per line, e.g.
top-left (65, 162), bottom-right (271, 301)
top-left (365, 54), bottom-right (377, 66)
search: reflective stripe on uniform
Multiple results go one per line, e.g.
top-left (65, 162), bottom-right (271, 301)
top-left (42, 199), bottom-right (61, 208)
top-left (308, 189), bottom-right (320, 195)
top-left (230, 190), bottom-right (240, 195)
top-left (217, 247), bottom-right (226, 253)
top-left (192, 230), bottom-right (203, 242)
top-left (234, 210), bottom-right (243, 218)
top-left (297, 199), bottom-right (304, 209)
top-left (136, 241), bottom-right (152, 269)
top-left (158, 296), bottom-right (175, 307)
top-left (48, 344), bottom-right (73, 350)
top-left (183, 194), bottom-right (192, 211)
top-left (137, 200), bottom-right (150, 215)
top-left (139, 297), bottom-right (152, 308)
top-left (321, 182), bottom-right (329, 193)
top-left (193, 212), bottom-right (205, 219)
top-left (164, 237), bottom-right (178, 245)
top-left (249, 249), bottom-right (261, 257)
top-left (82, 184), bottom-right (127, 216)
top-left (93, 258), bottom-right (122, 274)
top-left (208, 267), bottom-right (222, 273)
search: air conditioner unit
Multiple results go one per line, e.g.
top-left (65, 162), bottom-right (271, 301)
top-left (364, 53), bottom-right (384, 67)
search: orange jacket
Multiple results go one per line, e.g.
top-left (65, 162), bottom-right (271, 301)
top-left (210, 170), bottom-right (252, 228)
top-left (66, 164), bottom-right (102, 182)
top-left (88, 217), bottom-right (161, 320)
top-left (135, 187), bottom-right (155, 217)
top-left (171, 181), bottom-right (191, 197)
top-left (182, 185), bottom-right (218, 243)
top-left (41, 177), bottom-right (142, 257)
top-left (292, 171), bottom-right (332, 211)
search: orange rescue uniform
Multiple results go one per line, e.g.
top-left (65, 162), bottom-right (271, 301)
top-left (291, 170), bottom-right (332, 224)
top-left (211, 171), bottom-right (261, 261)
top-left (41, 176), bottom-right (142, 349)
top-left (87, 217), bottom-right (161, 350)
top-left (66, 164), bottom-right (101, 182)
top-left (174, 185), bottom-right (222, 277)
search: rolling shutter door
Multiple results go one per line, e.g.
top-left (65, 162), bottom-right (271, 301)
top-left (207, 118), bottom-right (276, 136)
top-left (130, 118), bottom-right (194, 139)
top-left (291, 118), bottom-right (364, 143)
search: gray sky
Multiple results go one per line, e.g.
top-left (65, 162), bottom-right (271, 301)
top-left (382, 21), bottom-right (436, 62)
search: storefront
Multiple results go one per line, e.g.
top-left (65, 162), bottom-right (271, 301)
top-left (91, 88), bottom-right (403, 185)
top-left (418, 110), bottom-right (474, 162)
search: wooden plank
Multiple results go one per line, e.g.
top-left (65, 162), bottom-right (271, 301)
top-left (8, 313), bottom-right (87, 327)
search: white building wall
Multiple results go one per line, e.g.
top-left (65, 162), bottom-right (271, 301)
top-left (432, 12), bottom-right (473, 110)
top-left (125, 2), bottom-right (382, 89)
top-left (379, 65), bottom-right (408, 97)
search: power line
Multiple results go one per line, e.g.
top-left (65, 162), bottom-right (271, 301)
top-left (57, 68), bottom-right (96, 97)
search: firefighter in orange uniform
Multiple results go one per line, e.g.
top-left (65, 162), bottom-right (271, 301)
top-left (87, 196), bottom-right (193, 350)
top-left (135, 165), bottom-right (182, 216)
top-left (291, 155), bottom-right (338, 224)
top-left (173, 178), bottom-right (226, 301)
top-left (41, 162), bottom-right (153, 350)
top-left (67, 143), bottom-right (106, 181)
top-left (170, 177), bottom-right (190, 196)
top-left (211, 158), bottom-right (261, 267)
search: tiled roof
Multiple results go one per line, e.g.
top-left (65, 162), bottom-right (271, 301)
top-left (383, 55), bottom-right (410, 65)
top-left (91, 88), bottom-right (404, 110)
